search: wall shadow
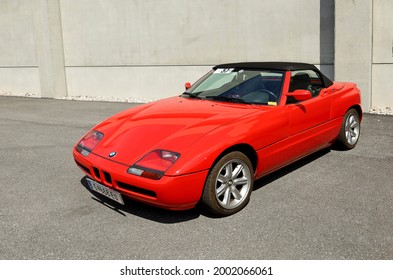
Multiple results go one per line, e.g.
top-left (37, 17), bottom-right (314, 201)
top-left (320, 0), bottom-right (335, 79)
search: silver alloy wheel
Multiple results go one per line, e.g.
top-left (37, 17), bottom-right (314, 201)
top-left (215, 159), bottom-right (252, 209)
top-left (345, 113), bottom-right (360, 145)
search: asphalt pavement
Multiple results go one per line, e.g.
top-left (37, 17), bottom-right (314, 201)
top-left (0, 96), bottom-right (392, 259)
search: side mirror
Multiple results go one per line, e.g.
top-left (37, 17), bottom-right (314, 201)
top-left (185, 82), bottom-right (191, 90)
top-left (286, 89), bottom-right (312, 101)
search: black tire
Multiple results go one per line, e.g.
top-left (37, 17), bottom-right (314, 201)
top-left (201, 151), bottom-right (254, 216)
top-left (336, 108), bottom-right (361, 150)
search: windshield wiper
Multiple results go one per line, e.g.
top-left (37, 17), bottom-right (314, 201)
top-left (181, 92), bottom-right (202, 99)
top-left (204, 95), bottom-right (249, 104)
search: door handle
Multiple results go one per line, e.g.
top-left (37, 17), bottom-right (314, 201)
top-left (320, 89), bottom-right (329, 96)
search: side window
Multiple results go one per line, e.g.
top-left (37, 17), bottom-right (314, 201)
top-left (288, 70), bottom-right (323, 102)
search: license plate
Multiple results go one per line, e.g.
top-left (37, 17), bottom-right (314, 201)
top-left (86, 178), bottom-right (124, 205)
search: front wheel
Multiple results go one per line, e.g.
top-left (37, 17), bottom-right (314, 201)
top-left (201, 151), bottom-right (254, 216)
top-left (336, 108), bottom-right (361, 150)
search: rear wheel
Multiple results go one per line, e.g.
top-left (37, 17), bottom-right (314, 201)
top-left (336, 108), bottom-right (360, 150)
top-left (201, 151), bottom-right (254, 216)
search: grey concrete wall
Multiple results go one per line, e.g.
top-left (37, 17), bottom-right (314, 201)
top-left (0, 0), bottom-right (41, 95)
top-left (335, 0), bottom-right (373, 111)
top-left (60, 0), bottom-right (333, 100)
top-left (61, 0), bottom-right (326, 65)
top-left (372, 0), bottom-right (393, 108)
top-left (1, 0), bottom-right (336, 102)
top-left (336, 0), bottom-right (393, 111)
top-left (65, 65), bottom-right (213, 101)
top-left (34, 0), bottom-right (67, 98)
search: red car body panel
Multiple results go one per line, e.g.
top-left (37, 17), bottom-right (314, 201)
top-left (73, 63), bottom-right (362, 211)
top-left (90, 97), bottom-right (261, 169)
top-left (74, 149), bottom-right (209, 210)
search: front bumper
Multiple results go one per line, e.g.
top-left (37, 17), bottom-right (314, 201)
top-left (73, 148), bottom-right (209, 210)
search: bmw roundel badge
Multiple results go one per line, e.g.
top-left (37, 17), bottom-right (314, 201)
top-left (109, 151), bottom-right (117, 158)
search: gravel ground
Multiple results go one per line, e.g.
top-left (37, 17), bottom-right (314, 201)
top-left (369, 106), bottom-right (393, 115)
top-left (0, 92), bottom-right (155, 104)
top-left (0, 92), bottom-right (41, 99)
top-left (1, 92), bottom-right (393, 115)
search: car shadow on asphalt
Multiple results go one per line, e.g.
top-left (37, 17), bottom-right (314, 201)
top-left (253, 147), bottom-right (331, 191)
top-left (80, 147), bottom-right (331, 223)
top-left (80, 177), bottom-right (201, 223)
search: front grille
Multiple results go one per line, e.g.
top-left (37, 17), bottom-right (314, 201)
top-left (75, 160), bottom-right (91, 175)
top-left (103, 171), bottom-right (112, 184)
top-left (117, 181), bottom-right (157, 198)
top-left (93, 167), bottom-right (101, 179)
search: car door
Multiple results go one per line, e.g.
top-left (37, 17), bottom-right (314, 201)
top-left (285, 70), bottom-right (332, 161)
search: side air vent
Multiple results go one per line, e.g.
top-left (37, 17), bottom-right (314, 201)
top-left (117, 182), bottom-right (157, 198)
top-left (75, 160), bottom-right (91, 175)
top-left (93, 167), bottom-right (101, 179)
top-left (103, 171), bottom-right (112, 184)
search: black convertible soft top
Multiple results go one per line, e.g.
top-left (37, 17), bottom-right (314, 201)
top-left (214, 62), bottom-right (333, 87)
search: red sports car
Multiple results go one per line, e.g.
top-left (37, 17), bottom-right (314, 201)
top-left (73, 62), bottom-right (362, 216)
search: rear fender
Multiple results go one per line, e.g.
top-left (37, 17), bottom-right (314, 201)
top-left (330, 83), bottom-right (362, 120)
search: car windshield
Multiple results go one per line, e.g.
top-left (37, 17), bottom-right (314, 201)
top-left (183, 68), bottom-right (284, 105)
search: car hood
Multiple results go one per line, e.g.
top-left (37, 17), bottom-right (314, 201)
top-left (91, 96), bottom-right (261, 165)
